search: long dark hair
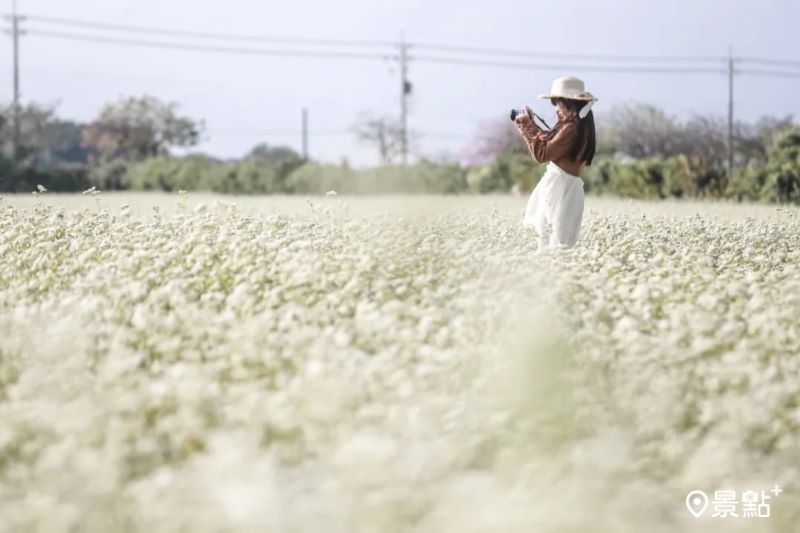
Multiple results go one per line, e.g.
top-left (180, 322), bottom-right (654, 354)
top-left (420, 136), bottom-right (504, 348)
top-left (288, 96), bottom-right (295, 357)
top-left (551, 97), bottom-right (596, 166)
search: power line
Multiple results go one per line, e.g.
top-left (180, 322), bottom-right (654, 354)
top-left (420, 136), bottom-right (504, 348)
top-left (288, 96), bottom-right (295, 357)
top-left (25, 13), bottom-right (764, 67)
top-left (410, 55), bottom-right (726, 74)
top-left (413, 42), bottom-right (727, 64)
top-left (12, 12), bottom-right (800, 75)
top-left (737, 57), bottom-right (800, 69)
top-left (738, 68), bottom-right (800, 79)
top-left (24, 13), bottom-right (396, 49)
top-left (6, 12), bottom-right (800, 164)
top-left (26, 13), bottom-right (800, 70)
top-left (23, 28), bottom-right (732, 75)
top-left (26, 29), bottom-right (397, 61)
top-left (15, 15), bottom-right (800, 83)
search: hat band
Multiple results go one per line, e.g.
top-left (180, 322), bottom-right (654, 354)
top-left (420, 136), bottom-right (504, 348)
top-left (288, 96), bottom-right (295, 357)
top-left (579, 99), bottom-right (596, 119)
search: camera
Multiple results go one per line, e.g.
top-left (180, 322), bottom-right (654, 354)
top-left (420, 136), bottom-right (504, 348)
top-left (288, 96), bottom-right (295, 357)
top-left (510, 108), bottom-right (550, 130)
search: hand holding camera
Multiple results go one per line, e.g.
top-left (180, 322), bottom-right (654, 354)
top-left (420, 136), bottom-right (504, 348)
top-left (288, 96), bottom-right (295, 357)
top-left (510, 105), bottom-right (534, 123)
top-left (510, 105), bottom-right (551, 131)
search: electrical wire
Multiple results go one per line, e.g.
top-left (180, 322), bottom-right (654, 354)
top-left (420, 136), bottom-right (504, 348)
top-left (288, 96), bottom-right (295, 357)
top-left (12, 14), bottom-right (800, 76)
top-left (736, 57), bottom-right (800, 69)
top-left (26, 29), bottom-right (397, 61)
top-left (411, 55), bottom-right (726, 74)
top-left (413, 42), bottom-right (727, 63)
top-left (737, 69), bottom-right (800, 79)
top-left (24, 13), bottom-right (396, 49)
top-left (21, 29), bottom-right (730, 76)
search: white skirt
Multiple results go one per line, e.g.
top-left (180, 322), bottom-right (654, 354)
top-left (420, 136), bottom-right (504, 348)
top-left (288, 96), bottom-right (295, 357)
top-left (522, 162), bottom-right (585, 249)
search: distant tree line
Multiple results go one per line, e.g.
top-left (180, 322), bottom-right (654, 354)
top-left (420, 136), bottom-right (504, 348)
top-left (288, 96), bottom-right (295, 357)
top-left (1, 96), bottom-right (798, 202)
top-left (467, 103), bottom-right (799, 202)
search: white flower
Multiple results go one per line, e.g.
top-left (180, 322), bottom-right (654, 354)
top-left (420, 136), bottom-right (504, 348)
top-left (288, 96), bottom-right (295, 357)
top-left (0, 196), bottom-right (798, 532)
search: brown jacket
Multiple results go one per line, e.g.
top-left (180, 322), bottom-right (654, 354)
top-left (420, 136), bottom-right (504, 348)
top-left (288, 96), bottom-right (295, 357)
top-left (515, 112), bottom-right (584, 177)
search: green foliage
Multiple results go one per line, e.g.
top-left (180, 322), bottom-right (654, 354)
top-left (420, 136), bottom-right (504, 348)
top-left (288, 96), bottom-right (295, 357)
top-left (221, 144), bottom-right (309, 194)
top-left (759, 128), bottom-right (800, 203)
top-left (285, 163), bottom-right (347, 194)
top-left (40, 163), bottom-right (92, 192)
top-left (612, 158), bottom-right (669, 199)
top-left (0, 104), bottom-right (90, 168)
top-left (466, 150), bottom-right (543, 194)
top-left (0, 94), bottom-right (794, 202)
top-left (121, 156), bottom-right (227, 192)
top-left (581, 158), bottom-right (615, 196)
top-left (0, 152), bottom-right (11, 182)
top-left (503, 151), bottom-right (545, 193)
top-left (726, 164), bottom-right (766, 202)
top-left (247, 144), bottom-right (306, 179)
top-left (89, 150), bottom-right (304, 194)
top-left (225, 158), bottom-right (284, 194)
top-left (286, 160), bottom-right (467, 194)
top-left (664, 156), bottom-right (727, 199)
top-left (0, 162), bottom-right (90, 193)
top-left (82, 95), bottom-right (202, 162)
top-left (584, 156), bottom-right (726, 200)
top-left (726, 128), bottom-right (800, 203)
top-left (465, 166), bottom-right (494, 194)
top-left (415, 159), bottom-right (467, 194)
top-left (88, 160), bottom-right (130, 191)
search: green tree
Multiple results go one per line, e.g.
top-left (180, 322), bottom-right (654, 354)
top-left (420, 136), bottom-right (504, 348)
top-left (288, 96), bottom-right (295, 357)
top-left (0, 104), bottom-right (90, 167)
top-left (727, 163), bottom-right (766, 202)
top-left (82, 95), bottom-right (203, 162)
top-left (415, 159), bottom-right (467, 194)
top-left (246, 144), bottom-right (305, 182)
top-left (760, 128), bottom-right (800, 203)
top-left (121, 155), bottom-right (226, 191)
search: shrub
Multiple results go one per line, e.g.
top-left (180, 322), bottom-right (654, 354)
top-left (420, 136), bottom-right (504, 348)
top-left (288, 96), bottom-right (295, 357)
top-left (759, 128), bottom-right (800, 204)
top-left (123, 156), bottom-right (227, 191)
top-left (89, 160), bottom-right (130, 191)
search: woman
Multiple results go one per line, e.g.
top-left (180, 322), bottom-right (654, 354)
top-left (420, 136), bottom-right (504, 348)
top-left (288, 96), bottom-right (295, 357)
top-left (514, 76), bottom-right (597, 250)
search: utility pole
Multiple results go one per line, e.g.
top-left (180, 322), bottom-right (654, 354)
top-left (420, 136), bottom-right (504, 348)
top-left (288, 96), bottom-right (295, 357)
top-left (727, 47), bottom-right (734, 176)
top-left (301, 107), bottom-right (308, 159)
top-left (399, 36), bottom-right (411, 166)
top-left (5, 1), bottom-right (23, 162)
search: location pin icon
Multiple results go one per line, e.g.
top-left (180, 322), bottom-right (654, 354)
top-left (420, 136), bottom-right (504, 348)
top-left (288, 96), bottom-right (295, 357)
top-left (686, 491), bottom-right (709, 518)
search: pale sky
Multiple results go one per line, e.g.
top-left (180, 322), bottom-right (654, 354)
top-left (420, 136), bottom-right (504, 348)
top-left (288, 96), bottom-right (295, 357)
top-left (3, 0), bottom-right (799, 165)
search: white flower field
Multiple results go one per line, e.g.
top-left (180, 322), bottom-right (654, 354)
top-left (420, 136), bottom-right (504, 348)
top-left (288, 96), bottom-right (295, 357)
top-left (0, 194), bottom-right (798, 532)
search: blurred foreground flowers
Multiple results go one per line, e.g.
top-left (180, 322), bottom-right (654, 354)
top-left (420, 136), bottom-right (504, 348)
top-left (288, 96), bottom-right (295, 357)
top-left (0, 197), bottom-right (798, 532)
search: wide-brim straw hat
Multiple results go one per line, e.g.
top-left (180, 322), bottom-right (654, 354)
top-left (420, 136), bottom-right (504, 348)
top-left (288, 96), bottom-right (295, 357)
top-left (538, 76), bottom-right (597, 102)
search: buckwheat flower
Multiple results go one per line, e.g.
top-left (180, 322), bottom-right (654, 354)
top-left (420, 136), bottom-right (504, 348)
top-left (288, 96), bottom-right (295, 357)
top-left (0, 197), bottom-right (798, 532)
